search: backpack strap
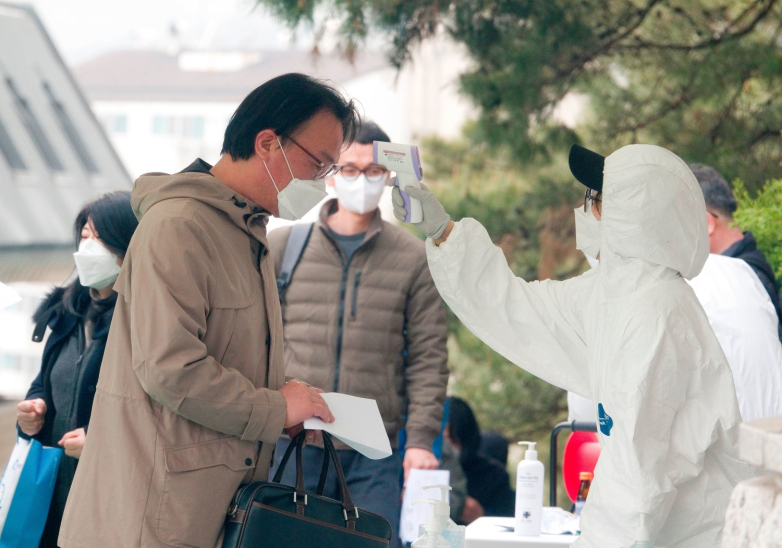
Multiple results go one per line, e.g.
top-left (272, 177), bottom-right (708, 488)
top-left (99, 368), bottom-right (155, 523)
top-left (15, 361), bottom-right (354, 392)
top-left (276, 223), bottom-right (314, 303)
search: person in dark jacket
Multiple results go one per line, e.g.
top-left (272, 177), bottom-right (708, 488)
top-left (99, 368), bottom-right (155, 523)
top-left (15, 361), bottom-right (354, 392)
top-left (15, 191), bottom-right (138, 548)
top-left (445, 397), bottom-right (515, 523)
top-left (690, 163), bottom-right (782, 338)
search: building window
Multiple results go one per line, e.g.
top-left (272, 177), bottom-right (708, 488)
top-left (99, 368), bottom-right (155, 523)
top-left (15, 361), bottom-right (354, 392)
top-left (103, 115), bottom-right (127, 134)
top-left (111, 115), bottom-right (128, 134)
top-left (152, 116), bottom-right (174, 135)
top-left (183, 116), bottom-right (204, 139)
top-left (6, 77), bottom-right (63, 171)
top-left (0, 114), bottom-right (26, 170)
top-left (43, 82), bottom-right (98, 174)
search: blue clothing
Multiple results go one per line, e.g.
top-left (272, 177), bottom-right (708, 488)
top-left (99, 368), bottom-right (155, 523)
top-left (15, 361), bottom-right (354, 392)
top-left (271, 438), bottom-right (403, 548)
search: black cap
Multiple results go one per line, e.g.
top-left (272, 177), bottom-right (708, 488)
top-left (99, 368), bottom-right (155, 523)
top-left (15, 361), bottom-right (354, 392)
top-left (569, 144), bottom-right (605, 192)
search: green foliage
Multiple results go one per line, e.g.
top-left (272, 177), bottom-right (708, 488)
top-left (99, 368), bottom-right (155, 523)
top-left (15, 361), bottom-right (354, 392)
top-left (257, 0), bottom-right (782, 189)
top-left (733, 179), bottom-right (782, 278)
top-left (422, 137), bottom-right (586, 281)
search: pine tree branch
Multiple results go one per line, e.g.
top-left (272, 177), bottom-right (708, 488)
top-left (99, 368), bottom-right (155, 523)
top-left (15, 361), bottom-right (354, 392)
top-left (548, 0), bottom-right (665, 84)
top-left (616, 0), bottom-right (778, 51)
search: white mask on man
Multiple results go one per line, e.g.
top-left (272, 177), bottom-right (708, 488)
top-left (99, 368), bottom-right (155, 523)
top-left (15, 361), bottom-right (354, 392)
top-left (73, 238), bottom-right (121, 289)
top-left (333, 173), bottom-right (385, 214)
top-left (265, 137), bottom-right (329, 221)
top-left (574, 206), bottom-right (602, 260)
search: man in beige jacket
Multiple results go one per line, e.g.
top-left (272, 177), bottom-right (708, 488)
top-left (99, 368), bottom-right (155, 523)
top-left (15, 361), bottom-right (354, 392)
top-left (57, 73), bottom-right (358, 548)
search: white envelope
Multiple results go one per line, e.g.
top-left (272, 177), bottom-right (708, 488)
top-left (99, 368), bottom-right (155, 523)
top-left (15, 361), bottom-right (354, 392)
top-left (303, 393), bottom-right (392, 460)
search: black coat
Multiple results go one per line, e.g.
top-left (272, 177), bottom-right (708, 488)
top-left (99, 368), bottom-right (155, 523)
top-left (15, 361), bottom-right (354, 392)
top-left (21, 287), bottom-right (114, 446)
top-left (462, 452), bottom-right (516, 518)
top-left (722, 231), bottom-right (782, 340)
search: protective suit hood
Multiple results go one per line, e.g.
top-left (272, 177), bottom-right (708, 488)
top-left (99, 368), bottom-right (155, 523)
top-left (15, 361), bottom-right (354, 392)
top-left (600, 144), bottom-right (709, 280)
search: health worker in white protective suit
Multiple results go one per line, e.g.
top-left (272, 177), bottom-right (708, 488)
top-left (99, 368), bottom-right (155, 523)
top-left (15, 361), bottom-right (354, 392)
top-left (389, 144), bottom-right (752, 548)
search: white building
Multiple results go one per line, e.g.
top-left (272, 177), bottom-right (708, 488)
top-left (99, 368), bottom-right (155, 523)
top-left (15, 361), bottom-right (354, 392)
top-left (0, 3), bottom-right (131, 399)
top-left (74, 40), bottom-right (474, 175)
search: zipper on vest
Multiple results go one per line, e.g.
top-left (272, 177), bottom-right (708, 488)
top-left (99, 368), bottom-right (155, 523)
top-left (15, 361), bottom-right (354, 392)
top-left (334, 261), bottom-right (351, 392)
top-left (350, 271), bottom-right (362, 319)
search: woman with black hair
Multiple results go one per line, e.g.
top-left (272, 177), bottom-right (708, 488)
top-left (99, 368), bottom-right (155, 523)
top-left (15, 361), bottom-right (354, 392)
top-left (15, 191), bottom-right (138, 548)
top-left (445, 396), bottom-right (516, 523)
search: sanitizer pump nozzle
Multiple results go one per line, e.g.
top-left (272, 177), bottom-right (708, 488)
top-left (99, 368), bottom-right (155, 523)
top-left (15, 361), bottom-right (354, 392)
top-left (420, 484), bottom-right (465, 548)
top-left (373, 141), bottom-right (424, 223)
top-left (411, 499), bottom-right (451, 547)
top-left (629, 513), bottom-right (654, 548)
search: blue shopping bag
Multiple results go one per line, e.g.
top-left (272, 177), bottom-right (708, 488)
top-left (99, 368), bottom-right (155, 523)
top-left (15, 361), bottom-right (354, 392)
top-left (0, 437), bottom-right (63, 548)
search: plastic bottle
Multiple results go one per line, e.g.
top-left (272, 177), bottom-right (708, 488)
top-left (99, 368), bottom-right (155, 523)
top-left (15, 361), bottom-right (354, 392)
top-left (411, 499), bottom-right (451, 547)
top-left (417, 485), bottom-right (465, 548)
top-left (515, 441), bottom-right (544, 536)
top-left (574, 471), bottom-right (592, 517)
top-left (629, 513), bottom-right (654, 548)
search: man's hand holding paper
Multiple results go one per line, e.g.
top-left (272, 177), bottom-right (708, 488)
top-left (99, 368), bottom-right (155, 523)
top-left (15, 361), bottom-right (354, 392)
top-left (303, 393), bottom-right (393, 460)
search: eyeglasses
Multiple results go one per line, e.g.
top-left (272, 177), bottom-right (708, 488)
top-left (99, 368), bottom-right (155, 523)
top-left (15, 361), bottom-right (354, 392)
top-left (285, 135), bottom-right (342, 180)
top-left (338, 165), bottom-right (389, 183)
top-left (584, 188), bottom-right (601, 212)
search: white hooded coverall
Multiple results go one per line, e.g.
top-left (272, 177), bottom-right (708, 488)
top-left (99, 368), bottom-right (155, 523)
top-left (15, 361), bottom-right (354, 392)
top-left (426, 145), bottom-right (751, 547)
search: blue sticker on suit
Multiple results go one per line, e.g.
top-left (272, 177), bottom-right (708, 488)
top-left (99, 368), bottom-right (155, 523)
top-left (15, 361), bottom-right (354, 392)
top-left (598, 403), bottom-right (613, 436)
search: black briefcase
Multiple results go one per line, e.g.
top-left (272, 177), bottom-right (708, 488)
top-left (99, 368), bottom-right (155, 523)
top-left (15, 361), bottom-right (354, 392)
top-left (222, 431), bottom-right (393, 547)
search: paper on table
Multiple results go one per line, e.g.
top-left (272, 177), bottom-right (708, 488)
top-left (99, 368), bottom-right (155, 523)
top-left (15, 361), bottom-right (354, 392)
top-left (303, 393), bottom-right (392, 460)
top-left (0, 282), bottom-right (21, 310)
top-left (398, 468), bottom-right (450, 544)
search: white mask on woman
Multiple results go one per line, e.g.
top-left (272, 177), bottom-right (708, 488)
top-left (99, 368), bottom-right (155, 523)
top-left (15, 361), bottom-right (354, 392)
top-left (73, 238), bottom-right (121, 289)
top-left (333, 173), bottom-right (385, 214)
top-left (574, 206), bottom-right (602, 260)
top-left (265, 137), bottom-right (328, 221)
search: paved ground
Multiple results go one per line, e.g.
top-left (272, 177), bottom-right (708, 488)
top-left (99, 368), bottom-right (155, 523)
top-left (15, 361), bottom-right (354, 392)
top-left (0, 401), bottom-right (18, 467)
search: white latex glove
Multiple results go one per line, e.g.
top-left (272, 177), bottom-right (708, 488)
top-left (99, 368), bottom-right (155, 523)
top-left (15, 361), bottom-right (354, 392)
top-left (389, 182), bottom-right (451, 240)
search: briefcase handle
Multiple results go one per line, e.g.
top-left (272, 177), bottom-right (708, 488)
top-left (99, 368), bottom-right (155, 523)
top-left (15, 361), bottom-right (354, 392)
top-left (272, 432), bottom-right (331, 497)
top-left (271, 431), bottom-right (360, 530)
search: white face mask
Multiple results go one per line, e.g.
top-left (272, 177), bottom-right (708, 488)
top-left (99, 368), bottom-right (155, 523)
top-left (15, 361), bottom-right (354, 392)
top-left (73, 238), bottom-right (121, 289)
top-left (334, 173), bottom-right (385, 214)
top-left (574, 206), bottom-right (602, 260)
top-left (265, 137), bottom-right (329, 221)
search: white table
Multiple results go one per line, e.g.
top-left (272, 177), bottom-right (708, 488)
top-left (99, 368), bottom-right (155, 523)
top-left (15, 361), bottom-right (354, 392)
top-left (466, 517), bottom-right (578, 548)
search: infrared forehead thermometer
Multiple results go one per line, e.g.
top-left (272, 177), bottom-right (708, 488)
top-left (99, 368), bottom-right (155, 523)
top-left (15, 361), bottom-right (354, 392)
top-left (372, 141), bottom-right (423, 223)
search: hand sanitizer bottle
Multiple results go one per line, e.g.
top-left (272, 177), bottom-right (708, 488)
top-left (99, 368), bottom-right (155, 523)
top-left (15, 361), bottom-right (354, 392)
top-left (629, 513), bottom-right (654, 547)
top-left (515, 441), bottom-right (544, 536)
top-left (411, 499), bottom-right (451, 547)
top-left (417, 485), bottom-right (465, 548)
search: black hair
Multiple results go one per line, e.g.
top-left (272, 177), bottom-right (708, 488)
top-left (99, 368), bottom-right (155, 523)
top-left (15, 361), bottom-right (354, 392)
top-left (354, 121), bottom-right (390, 145)
top-left (447, 396), bottom-right (483, 465)
top-left (689, 163), bottom-right (737, 218)
top-left (64, 191), bottom-right (138, 317)
top-left (221, 73), bottom-right (360, 160)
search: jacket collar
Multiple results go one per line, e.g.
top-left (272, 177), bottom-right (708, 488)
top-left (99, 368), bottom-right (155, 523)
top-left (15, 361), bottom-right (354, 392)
top-left (32, 287), bottom-right (115, 343)
top-left (316, 198), bottom-right (384, 246)
top-left (132, 158), bottom-right (272, 245)
top-left (722, 231), bottom-right (756, 258)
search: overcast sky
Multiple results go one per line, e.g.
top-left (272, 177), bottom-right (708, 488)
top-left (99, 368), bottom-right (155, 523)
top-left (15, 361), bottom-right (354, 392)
top-left (26, 0), bottom-right (300, 66)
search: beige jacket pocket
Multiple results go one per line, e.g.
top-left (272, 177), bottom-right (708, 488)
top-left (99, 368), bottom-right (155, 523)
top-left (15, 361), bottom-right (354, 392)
top-left (156, 438), bottom-right (255, 548)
